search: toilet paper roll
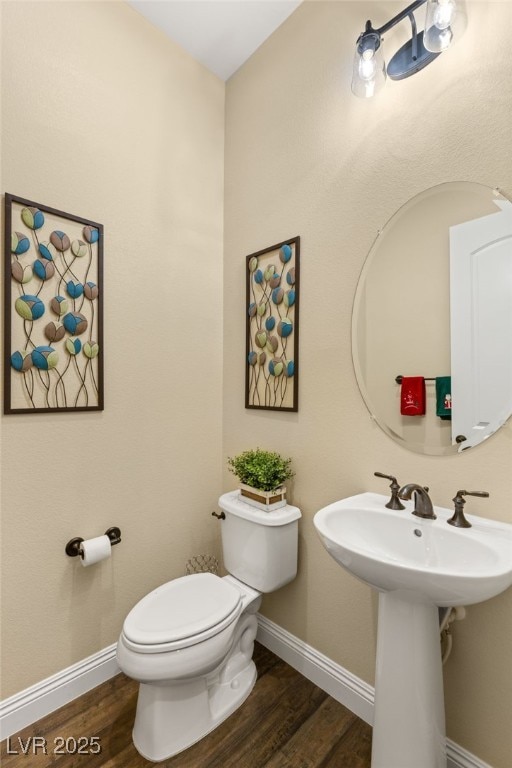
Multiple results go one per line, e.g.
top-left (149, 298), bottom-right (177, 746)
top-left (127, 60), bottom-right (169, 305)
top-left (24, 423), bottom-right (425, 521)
top-left (80, 535), bottom-right (111, 567)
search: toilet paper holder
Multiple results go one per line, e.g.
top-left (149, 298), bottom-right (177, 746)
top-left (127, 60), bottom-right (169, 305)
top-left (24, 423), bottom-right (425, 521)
top-left (65, 527), bottom-right (122, 558)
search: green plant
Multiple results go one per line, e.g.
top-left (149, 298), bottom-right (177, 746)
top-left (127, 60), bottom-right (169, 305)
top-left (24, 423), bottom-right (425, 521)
top-left (227, 448), bottom-right (294, 492)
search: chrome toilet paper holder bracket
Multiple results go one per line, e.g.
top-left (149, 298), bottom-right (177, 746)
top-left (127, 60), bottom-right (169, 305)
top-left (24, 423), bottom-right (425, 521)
top-left (65, 526), bottom-right (122, 557)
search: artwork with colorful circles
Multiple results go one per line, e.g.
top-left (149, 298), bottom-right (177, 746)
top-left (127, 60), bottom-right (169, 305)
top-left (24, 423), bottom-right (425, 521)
top-left (4, 193), bottom-right (103, 413)
top-left (246, 237), bottom-right (299, 412)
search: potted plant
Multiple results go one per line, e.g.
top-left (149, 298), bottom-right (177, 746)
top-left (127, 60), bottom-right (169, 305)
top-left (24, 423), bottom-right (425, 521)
top-left (227, 448), bottom-right (294, 511)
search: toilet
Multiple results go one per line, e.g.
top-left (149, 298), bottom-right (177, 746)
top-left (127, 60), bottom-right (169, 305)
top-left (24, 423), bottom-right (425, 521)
top-left (116, 490), bottom-right (301, 762)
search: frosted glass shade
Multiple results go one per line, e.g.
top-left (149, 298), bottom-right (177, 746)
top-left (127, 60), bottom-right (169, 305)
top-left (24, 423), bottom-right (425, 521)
top-left (424, 0), bottom-right (461, 53)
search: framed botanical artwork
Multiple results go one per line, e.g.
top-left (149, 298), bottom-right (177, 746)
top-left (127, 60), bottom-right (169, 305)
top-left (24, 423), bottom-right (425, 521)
top-left (245, 236), bottom-right (299, 412)
top-left (4, 193), bottom-right (104, 413)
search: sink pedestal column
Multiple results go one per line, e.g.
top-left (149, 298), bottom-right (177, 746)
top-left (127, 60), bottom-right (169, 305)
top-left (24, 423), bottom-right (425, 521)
top-left (371, 591), bottom-right (446, 768)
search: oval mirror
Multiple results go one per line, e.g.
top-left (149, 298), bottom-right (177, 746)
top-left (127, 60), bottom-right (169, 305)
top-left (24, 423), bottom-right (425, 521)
top-left (352, 181), bottom-right (512, 456)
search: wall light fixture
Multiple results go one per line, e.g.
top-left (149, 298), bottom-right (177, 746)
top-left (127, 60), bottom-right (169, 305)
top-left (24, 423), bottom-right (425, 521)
top-left (351, 0), bottom-right (464, 98)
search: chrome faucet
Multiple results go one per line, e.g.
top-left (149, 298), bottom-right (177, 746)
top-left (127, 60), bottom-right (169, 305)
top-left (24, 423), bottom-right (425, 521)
top-left (398, 483), bottom-right (437, 520)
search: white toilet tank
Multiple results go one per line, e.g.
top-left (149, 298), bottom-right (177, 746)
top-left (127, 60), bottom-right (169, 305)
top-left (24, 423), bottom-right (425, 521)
top-left (218, 491), bottom-right (301, 592)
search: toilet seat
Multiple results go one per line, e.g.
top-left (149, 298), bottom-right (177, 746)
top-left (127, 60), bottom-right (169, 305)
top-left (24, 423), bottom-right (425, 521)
top-left (122, 573), bottom-right (243, 653)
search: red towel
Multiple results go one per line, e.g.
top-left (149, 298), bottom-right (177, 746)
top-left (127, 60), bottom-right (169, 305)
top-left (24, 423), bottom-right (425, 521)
top-left (400, 377), bottom-right (426, 416)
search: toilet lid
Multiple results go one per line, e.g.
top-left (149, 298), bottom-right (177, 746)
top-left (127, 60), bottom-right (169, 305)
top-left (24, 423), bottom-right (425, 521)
top-left (122, 573), bottom-right (242, 647)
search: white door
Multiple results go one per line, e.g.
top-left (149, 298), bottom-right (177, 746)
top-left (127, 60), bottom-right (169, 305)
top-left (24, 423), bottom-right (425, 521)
top-left (450, 199), bottom-right (512, 450)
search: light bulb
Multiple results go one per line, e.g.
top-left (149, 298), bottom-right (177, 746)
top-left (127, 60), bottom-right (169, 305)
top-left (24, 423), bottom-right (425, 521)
top-left (360, 49), bottom-right (377, 80)
top-left (433, 0), bottom-right (455, 28)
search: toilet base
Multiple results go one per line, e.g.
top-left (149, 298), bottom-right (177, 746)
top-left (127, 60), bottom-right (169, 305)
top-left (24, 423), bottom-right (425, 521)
top-left (131, 612), bottom-right (259, 762)
top-left (132, 661), bottom-right (257, 762)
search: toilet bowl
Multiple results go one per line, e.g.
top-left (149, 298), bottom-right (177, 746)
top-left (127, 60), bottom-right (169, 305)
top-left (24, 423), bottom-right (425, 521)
top-left (117, 573), bottom-right (262, 760)
top-left (117, 491), bottom-right (301, 762)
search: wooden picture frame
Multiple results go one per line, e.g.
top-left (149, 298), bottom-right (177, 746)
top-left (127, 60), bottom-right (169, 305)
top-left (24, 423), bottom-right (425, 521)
top-left (245, 236), bottom-right (299, 412)
top-left (4, 193), bottom-right (104, 413)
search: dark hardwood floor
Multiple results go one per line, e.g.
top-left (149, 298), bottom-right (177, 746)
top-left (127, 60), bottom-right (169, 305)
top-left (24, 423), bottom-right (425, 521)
top-left (1, 643), bottom-right (372, 767)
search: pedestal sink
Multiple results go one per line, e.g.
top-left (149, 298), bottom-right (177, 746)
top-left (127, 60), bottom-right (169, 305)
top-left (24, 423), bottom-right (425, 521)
top-left (314, 492), bottom-right (512, 768)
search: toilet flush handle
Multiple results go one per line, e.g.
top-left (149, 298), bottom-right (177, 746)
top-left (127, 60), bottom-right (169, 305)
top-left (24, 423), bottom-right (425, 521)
top-left (211, 510), bottom-right (226, 520)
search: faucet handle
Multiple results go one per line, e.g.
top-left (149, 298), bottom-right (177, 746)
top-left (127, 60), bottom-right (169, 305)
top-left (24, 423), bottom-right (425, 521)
top-left (460, 490), bottom-right (490, 499)
top-left (374, 472), bottom-right (405, 510)
top-left (448, 490), bottom-right (489, 528)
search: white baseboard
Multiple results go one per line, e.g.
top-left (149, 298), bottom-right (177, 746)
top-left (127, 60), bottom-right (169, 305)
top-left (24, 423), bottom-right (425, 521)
top-left (446, 742), bottom-right (495, 768)
top-left (0, 644), bottom-right (119, 740)
top-left (0, 619), bottom-right (494, 768)
top-left (256, 614), bottom-right (493, 768)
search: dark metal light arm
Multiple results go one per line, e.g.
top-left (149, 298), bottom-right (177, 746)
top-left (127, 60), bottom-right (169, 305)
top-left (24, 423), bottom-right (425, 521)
top-left (375, 0), bottom-right (427, 36)
top-left (409, 11), bottom-right (418, 60)
top-left (357, 1), bottom-right (428, 58)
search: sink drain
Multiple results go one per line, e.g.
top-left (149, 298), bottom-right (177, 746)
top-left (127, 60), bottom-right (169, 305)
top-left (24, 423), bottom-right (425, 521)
top-left (414, 529), bottom-right (423, 537)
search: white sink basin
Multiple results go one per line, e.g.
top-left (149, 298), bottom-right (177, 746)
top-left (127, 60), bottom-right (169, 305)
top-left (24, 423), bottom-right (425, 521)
top-left (314, 492), bottom-right (512, 606)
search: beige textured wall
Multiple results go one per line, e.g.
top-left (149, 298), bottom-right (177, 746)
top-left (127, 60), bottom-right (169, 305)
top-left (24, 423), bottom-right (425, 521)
top-left (2, 1), bottom-right (511, 766)
top-left (0, 1), bottom-right (224, 697)
top-left (224, 2), bottom-right (512, 766)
